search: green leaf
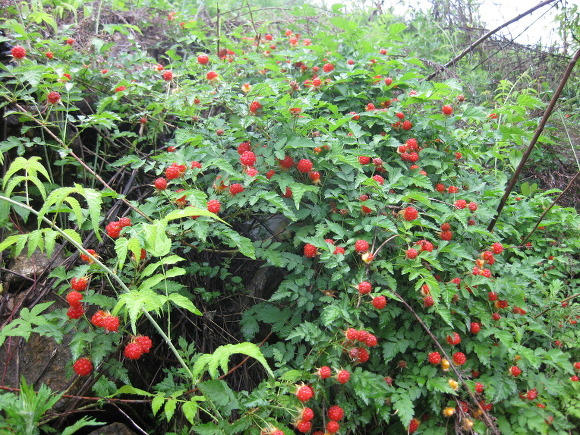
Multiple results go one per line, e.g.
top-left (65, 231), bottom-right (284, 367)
top-left (164, 398), bottom-right (177, 421)
top-left (192, 343), bottom-right (273, 380)
top-left (197, 380), bottom-right (239, 417)
top-left (111, 385), bottom-right (154, 397)
top-left (143, 220), bottom-right (171, 257)
top-left (152, 394), bottom-right (165, 416)
top-left (168, 293), bottom-right (201, 315)
top-left (393, 393), bottom-right (414, 428)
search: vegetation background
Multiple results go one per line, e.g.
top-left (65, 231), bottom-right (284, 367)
top-left (0, 0), bottom-right (579, 434)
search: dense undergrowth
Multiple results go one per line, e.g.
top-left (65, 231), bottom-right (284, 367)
top-left (0, 1), bottom-right (579, 434)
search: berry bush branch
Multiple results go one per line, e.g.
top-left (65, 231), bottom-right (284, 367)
top-left (393, 291), bottom-right (501, 435)
top-left (0, 195), bottom-right (195, 383)
top-left (487, 47), bottom-right (580, 232)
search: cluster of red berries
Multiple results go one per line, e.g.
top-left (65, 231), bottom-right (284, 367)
top-left (344, 328), bottom-right (378, 363)
top-left (165, 162), bottom-right (187, 180)
top-left (91, 310), bottom-right (120, 332)
top-left (316, 365), bottom-right (351, 384)
top-left (66, 276), bottom-right (89, 319)
top-left (397, 137), bottom-right (422, 164)
top-left (105, 216), bottom-right (132, 238)
top-left (124, 335), bottom-right (153, 360)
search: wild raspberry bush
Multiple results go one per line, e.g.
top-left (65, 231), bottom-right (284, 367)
top-left (0, 4), bottom-right (578, 435)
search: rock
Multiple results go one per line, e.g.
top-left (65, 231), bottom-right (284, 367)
top-left (3, 245), bottom-right (65, 292)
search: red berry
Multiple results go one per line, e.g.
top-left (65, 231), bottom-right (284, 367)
top-left (372, 295), bottom-right (387, 309)
top-left (296, 159), bottom-right (313, 173)
top-left (124, 342), bottom-right (144, 360)
top-left (357, 281), bottom-right (372, 294)
top-left (428, 351), bottom-right (442, 364)
top-left (206, 71), bottom-right (218, 80)
top-left (47, 91), bottom-right (61, 104)
top-left (240, 151), bottom-right (256, 166)
top-left (571, 376), bottom-right (579, 382)
top-left (322, 63), bottom-right (334, 73)
top-left (488, 292), bottom-right (498, 301)
top-left (303, 243), bottom-right (318, 258)
top-left (67, 305), bottom-right (84, 319)
top-left (66, 291), bottom-right (83, 306)
top-left (354, 239), bottom-right (369, 253)
top-left (317, 366), bottom-right (332, 379)
top-left (405, 248), bottom-right (418, 259)
top-left (372, 174), bottom-right (384, 185)
top-left (455, 199), bottom-right (467, 209)
top-left (134, 335), bottom-right (153, 353)
top-left (336, 369), bottom-right (350, 384)
top-left (492, 312), bottom-right (501, 321)
top-left (79, 249), bottom-right (97, 264)
top-left (424, 295), bottom-right (434, 307)
top-left (470, 322), bottom-right (481, 334)
top-left (296, 420), bottom-right (312, 433)
top-left (73, 357), bottom-right (93, 376)
top-left (365, 334), bottom-right (378, 347)
top-left (45, 51), bottom-right (54, 59)
top-left (237, 141), bottom-right (252, 154)
top-left (102, 315), bottom-right (120, 332)
top-left (509, 365), bottom-right (522, 377)
top-left (301, 407), bottom-right (315, 421)
top-left (91, 310), bottom-right (108, 327)
top-left (11, 46), bottom-right (26, 59)
top-left (326, 420), bottom-right (340, 434)
top-left (119, 217), bottom-right (132, 228)
top-left (408, 418), bottom-right (420, 433)
top-left (249, 101), bottom-right (262, 113)
top-left (468, 201), bottom-right (478, 212)
top-left (165, 165), bottom-right (183, 180)
top-left (153, 177), bottom-right (169, 191)
top-left (403, 206), bottom-right (418, 221)
top-left (345, 328), bottom-right (359, 341)
top-left (296, 385), bottom-right (314, 402)
top-left (446, 332), bottom-right (461, 345)
top-left (198, 54), bottom-right (209, 64)
top-left (442, 105), bottom-right (453, 115)
top-left (207, 199), bottom-right (221, 214)
top-left (475, 382), bottom-right (484, 393)
top-left (308, 171), bottom-right (320, 182)
top-left (491, 242), bottom-right (504, 254)
top-left (453, 352), bottom-right (467, 365)
top-left (574, 362), bottom-right (580, 370)
top-left (162, 70), bottom-right (174, 81)
top-left (229, 183), bottom-right (244, 195)
top-left (526, 389), bottom-right (538, 400)
top-left (358, 155), bottom-right (371, 164)
top-left (328, 405), bottom-right (344, 421)
top-left (402, 120), bottom-right (413, 130)
top-left (105, 221), bottom-right (122, 238)
top-left (357, 347), bottom-right (370, 363)
top-left (440, 230), bottom-right (453, 241)
top-left (71, 277), bottom-right (88, 291)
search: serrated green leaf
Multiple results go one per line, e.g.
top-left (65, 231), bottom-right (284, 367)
top-left (164, 398), bottom-right (177, 421)
top-left (152, 394), bottom-right (165, 416)
top-left (168, 293), bottom-right (201, 315)
top-left (112, 385), bottom-right (154, 397)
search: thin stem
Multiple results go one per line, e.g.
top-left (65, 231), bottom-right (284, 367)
top-left (0, 195), bottom-right (194, 383)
